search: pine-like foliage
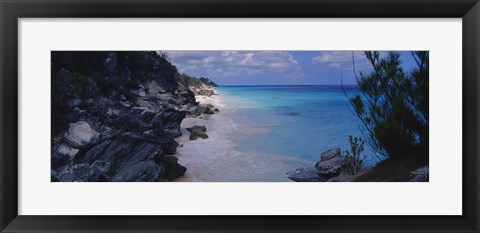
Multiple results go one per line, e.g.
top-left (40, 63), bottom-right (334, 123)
top-left (347, 51), bottom-right (429, 158)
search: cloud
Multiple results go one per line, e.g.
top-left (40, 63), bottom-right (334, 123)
top-left (310, 51), bottom-right (392, 72)
top-left (311, 51), bottom-right (371, 70)
top-left (327, 63), bottom-right (341, 68)
top-left (164, 50), bottom-right (303, 79)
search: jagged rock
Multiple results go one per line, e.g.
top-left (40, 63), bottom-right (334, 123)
top-left (110, 114), bottom-right (150, 131)
top-left (83, 139), bottom-right (137, 166)
top-left (52, 143), bottom-right (79, 169)
top-left (156, 155), bottom-right (187, 181)
top-left (111, 161), bottom-right (164, 182)
top-left (92, 160), bottom-right (114, 176)
top-left (51, 170), bottom-right (59, 182)
top-left (71, 98), bottom-right (81, 107)
top-left (410, 166), bottom-right (429, 182)
top-left (123, 141), bottom-right (162, 164)
top-left (142, 129), bottom-right (156, 138)
top-left (100, 127), bottom-right (120, 141)
top-left (197, 89), bottom-right (216, 97)
top-left (320, 148), bottom-right (341, 161)
top-left (51, 51), bottom-right (218, 182)
top-left (286, 168), bottom-right (320, 182)
top-left (106, 108), bottom-right (120, 117)
top-left (199, 104), bottom-right (216, 114)
top-left (56, 163), bottom-right (108, 182)
top-left (64, 121), bottom-right (100, 148)
top-left (315, 155), bottom-right (346, 175)
top-left (159, 139), bottom-right (179, 155)
top-left (82, 139), bottom-right (112, 163)
top-left (186, 105), bottom-right (201, 116)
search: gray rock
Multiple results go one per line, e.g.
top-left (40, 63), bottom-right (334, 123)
top-left (64, 121), bottom-right (100, 148)
top-left (286, 168), bottom-right (320, 182)
top-left (111, 161), bottom-right (164, 182)
top-left (189, 132), bottom-right (208, 140)
top-left (52, 143), bottom-right (79, 169)
top-left (197, 89), bottom-right (215, 97)
top-left (199, 104), bottom-right (216, 114)
top-left (142, 129), bottom-right (156, 138)
top-left (186, 125), bottom-right (207, 132)
top-left (100, 127), bottom-right (119, 141)
top-left (410, 166), bottom-right (429, 182)
top-left (56, 163), bottom-right (107, 182)
top-left (156, 155), bottom-right (187, 181)
top-left (51, 52), bottom-right (214, 182)
top-left (51, 170), bottom-right (59, 181)
top-left (187, 125), bottom-right (208, 140)
top-left (186, 105), bottom-right (201, 116)
top-left (82, 139), bottom-right (112, 163)
top-left (123, 142), bottom-right (162, 165)
top-left (71, 98), bottom-right (81, 107)
top-left (92, 160), bottom-right (114, 176)
top-left (320, 148), bottom-right (341, 161)
top-left (106, 108), bottom-right (120, 117)
top-left (315, 155), bottom-right (346, 175)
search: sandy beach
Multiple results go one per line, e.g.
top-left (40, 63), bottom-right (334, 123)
top-left (174, 92), bottom-right (309, 182)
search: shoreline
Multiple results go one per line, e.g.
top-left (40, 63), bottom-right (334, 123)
top-left (174, 91), bottom-right (310, 182)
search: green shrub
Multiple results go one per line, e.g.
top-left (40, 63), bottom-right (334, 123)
top-left (343, 135), bottom-right (366, 175)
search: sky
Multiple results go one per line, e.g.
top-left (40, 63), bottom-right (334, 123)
top-left (165, 51), bottom-right (419, 86)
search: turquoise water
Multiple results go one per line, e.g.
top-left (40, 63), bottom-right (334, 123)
top-left (218, 85), bottom-right (379, 167)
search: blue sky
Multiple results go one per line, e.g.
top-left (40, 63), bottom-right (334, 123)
top-left (165, 51), bottom-right (419, 86)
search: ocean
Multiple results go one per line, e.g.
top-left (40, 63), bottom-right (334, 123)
top-left (218, 85), bottom-right (378, 167)
top-left (176, 85), bottom-right (379, 182)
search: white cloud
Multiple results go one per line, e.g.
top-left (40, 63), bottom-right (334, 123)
top-left (311, 51), bottom-right (371, 70)
top-left (165, 50), bottom-right (303, 78)
top-left (328, 63), bottom-right (341, 68)
top-left (311, 51), bottom-right (393, 72)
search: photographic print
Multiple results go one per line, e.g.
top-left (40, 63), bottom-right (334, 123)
top-left (51, 50), bottom-right (429, 182)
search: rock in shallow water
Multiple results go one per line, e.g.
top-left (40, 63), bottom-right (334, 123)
top-left (320, 148), bottom-right (341, 161)
top-left (64, 121), bottom-right (100, 148)
top-left (314, 148), bottom-right (345, 175)
top-left (156, 155), bottom-right (187, 181)
top-left (187, 125), bottom-right (209, 140)
top-left (315, 155), bottom-right (345, 175)
top-left (286, 147), bottom-right (347, 182)
top-left (286, 168), bottom-right (320, 182)
top-left (187, 125), bottom-right (207, 132)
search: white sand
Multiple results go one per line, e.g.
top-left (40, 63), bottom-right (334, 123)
top-left (174, 93), bottom-right (309, 182)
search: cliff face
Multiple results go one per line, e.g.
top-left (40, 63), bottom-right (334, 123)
top-left (51, 51), bottom-right (216, 182)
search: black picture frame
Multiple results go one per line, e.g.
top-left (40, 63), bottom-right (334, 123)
top-left (1, 0), bottom-right (479, 232)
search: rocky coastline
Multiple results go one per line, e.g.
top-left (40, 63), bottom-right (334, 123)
top-left (51, 51), bottom-right (219, 182)
top-left (286, 148), bottom-right (429, 182)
